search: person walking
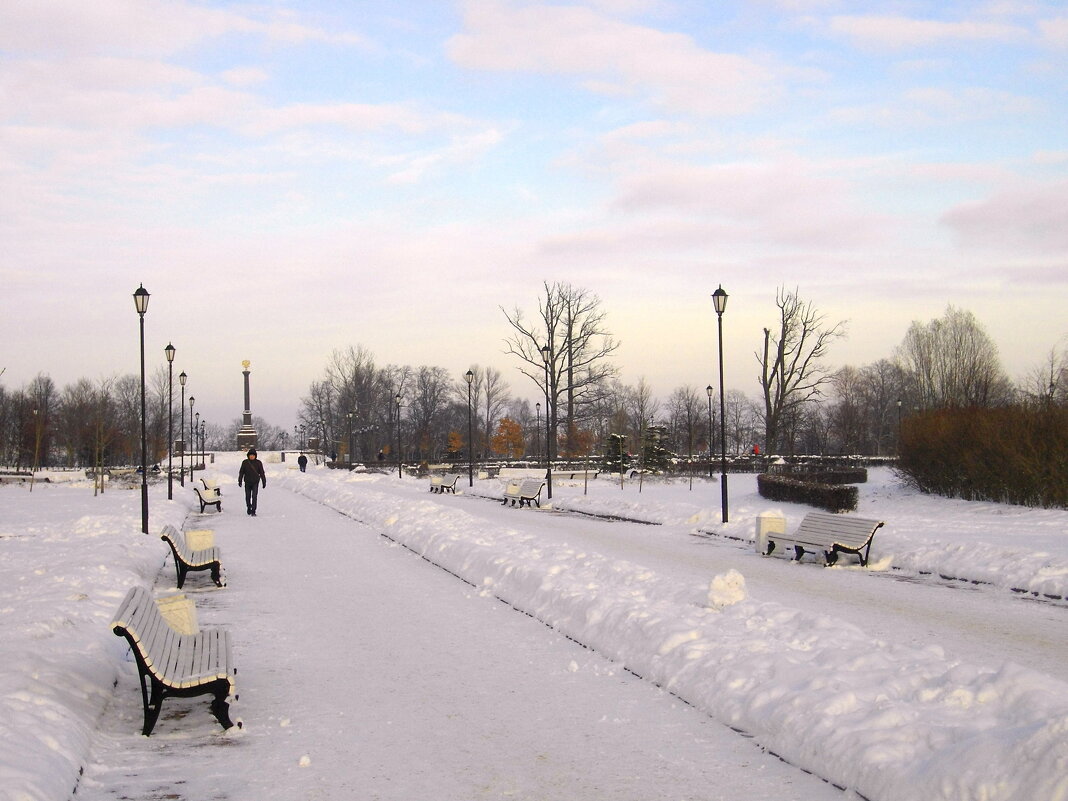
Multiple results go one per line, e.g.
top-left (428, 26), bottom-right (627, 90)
top-left (238, 448), bottom-right (267, 516)
top-left (297, 453), bottom-right (308, 472)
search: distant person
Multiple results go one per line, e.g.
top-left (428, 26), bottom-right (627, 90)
top-left (297, 453), bottom-right (308, 473)
top-left (238, 448), bottom-right (267, 516)
top-left (377, 449), bottom-right (385, 462)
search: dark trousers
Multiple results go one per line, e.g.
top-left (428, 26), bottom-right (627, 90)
top-left (244, 482), bottom-right (260, 513)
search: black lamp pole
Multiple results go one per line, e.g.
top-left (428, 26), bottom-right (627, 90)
top-left (541, 344), bottom-right (553, 500)
top-left (200, 419), bottom-right (205, 469)
top-left (712, 285), bottom-right (729, 523)
top-left (188, 395), bottom-right (195, 484)
top-left (395, 394), bottom-right (402, 478)
top-left (706, 384), bottom-right (714, 478)
top-left (535, 402), bottom-right (541, 462)
top-left (178, 372), bottom-right (187, 486)
top-left (164, 343), bottom-right (175, 500)
top-left (133, 284), bottom-right (150, 534)
top-left (465, 369), bottom-right (474, 487)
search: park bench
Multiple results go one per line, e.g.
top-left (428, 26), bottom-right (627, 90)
top-left (502, 478), bottom-right (546, 508)
top-left (110, 585), bottom-right (238, 736)
top-left (200, 477), bottom-right (222, 495)
top-left (430, 473), bottom-right (461, 494)
top-left (193, 485), bottom-right (222, 513)
top-left (763, 511), bottom-right (884, 567)
top-left (161, 524), bottom-right (224, 588)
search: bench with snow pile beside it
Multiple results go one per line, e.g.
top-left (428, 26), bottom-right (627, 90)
top-left (761, 511), bottom-right (884, 567)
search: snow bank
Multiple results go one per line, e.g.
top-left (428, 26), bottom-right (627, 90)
top-left (281, 471), bottom-right (1068, 801)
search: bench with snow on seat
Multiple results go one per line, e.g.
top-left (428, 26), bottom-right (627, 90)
top-left (199, 477), bottom-right (222, 495)
top-left (110, 585), bottom-right (238, 736)
top-left (161, 523), bottom-right (224, 588)
top-left (762, 511), bottom-right (883, 567)
top-left (193, 485), bottom-right (222, 513)
top-left (429, 473), bottom-right (461, 494)
top-left (502, 478), bottom-right (546, 508)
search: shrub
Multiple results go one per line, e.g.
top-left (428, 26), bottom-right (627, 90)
top-left (897, 405), bottom-right (1068, 508)
top-left (757, 474), bottom-right (858, 512)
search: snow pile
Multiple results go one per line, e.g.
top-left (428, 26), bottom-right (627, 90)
top-left (281, 471), bottom-right (1068, 801)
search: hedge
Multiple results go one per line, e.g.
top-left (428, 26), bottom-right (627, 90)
top-left (757, 474), bottom-right (858, 512)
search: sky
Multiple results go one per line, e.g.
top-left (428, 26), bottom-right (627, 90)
top-left (2, 0), bottom-right (1066, 429)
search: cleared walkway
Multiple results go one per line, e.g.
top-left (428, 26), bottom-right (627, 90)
top-left (79, 481), bottom-right (841, 800)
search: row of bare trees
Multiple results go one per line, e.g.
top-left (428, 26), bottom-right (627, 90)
top-left (5, 282), bottom-right (1064, 471)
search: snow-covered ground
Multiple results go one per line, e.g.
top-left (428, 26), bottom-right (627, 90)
top-left (1, 457), bottom-right (1066, 801)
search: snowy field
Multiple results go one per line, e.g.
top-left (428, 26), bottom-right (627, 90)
top-left (1, 457), bottom-right (1066, 801)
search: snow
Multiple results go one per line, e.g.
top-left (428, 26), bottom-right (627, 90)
top-left (1, 459), bottom-right (1066, 801)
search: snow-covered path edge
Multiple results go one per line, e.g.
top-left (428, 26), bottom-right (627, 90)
top-left (281, 473), bottom-right (1068, 801)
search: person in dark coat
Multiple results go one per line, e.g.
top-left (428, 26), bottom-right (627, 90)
top-left (238, 448), bottom-right (267, 516)
top-left (297, 453), bottom-right (308, 472)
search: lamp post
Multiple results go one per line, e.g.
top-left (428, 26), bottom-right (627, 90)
top-left (200, 419), bottom-right (206, 469)
top-left (395, 393), bottom-right (402, 478)
top-left (164, 343), bottom-right (175, 499)
top-left (465, 369), bottom-right (474, 487)
top-left (178, 372), bottom-right (187, 486)
top-left (133, 284), bottom-right (150, 534)
top-left (194, 410), bottom-right (199, 477)
top-left (540, 344), bottom-right (553, 500)
top-left (188, 395), bottom-right (195, 484)
top-left (347, 412), bottom-right (354, 466)
top-left (706, 385), bottom-right (714, 478)
top-left (712, 285), bottom-right (729, 524)
top-left (535, 402), bottom-right (541, 463)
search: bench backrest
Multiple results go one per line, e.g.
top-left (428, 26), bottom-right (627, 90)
top-left (442, 473), bottom-right (460, 486)
top-left (519, 478), bottom-right (545, 498)
top-left (796, 512), bottom-right (883, 549)
top-left (161, 524), bottom-right (193, 560)
top-left (503, 479), bottom-right (523, 496)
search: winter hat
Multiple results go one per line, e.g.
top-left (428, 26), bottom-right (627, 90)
top-left (247, 448), bottom-right (257, 456)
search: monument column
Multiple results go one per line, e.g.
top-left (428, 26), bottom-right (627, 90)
top-left (236, 360), bottom-right (258, 450)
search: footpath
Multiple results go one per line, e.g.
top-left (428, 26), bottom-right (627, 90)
top-left (77, 478), bottom-right (841, 801)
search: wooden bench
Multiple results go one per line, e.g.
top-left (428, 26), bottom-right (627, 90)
top-left (502, 478), bottom-right (546, 508)
top-left (110, 585), bottom-right (238, 736)
top-left (429, 473), bottom-right (461, 494)
top-left (193, 485), bottom-right (222, 513)
top-left (763, 511), bottom-right (884, 566)
top-left (161, 524), bottom-right (224, 588)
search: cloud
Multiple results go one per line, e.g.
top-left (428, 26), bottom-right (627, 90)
top-left (1039, 17), bottom-right (1068, 46)
top-left (829, 85), bottom-right (1038, 127)
top-left (446, 1), bottom-right (776, 116)
top-left (829, 15), bottom-right (1029, 49)
top-left (940, 179), bottom-right (1068, 254)
top-left (0, 0), bottom-right (370, 57)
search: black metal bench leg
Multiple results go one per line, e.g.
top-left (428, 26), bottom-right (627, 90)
top-left (210, 685), bottom-right (235, 730)
top-left (142, 678), bottom-right (164, 736)
top-left (211, 563), bottom-right (222, 587)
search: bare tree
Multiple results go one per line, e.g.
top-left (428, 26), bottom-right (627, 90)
top-left (757, 287), bottom-right (847, 454)
top-left (503, 281), bottom-right (619, 459)
top-left (896, 305), bottom-right (1013, 409)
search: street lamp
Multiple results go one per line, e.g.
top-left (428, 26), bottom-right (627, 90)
top-left (706, 385), bottom-right (714, 479)
top-left (164, 343), bottom-right (175, 500)
top-left (133, 284), bottom-right (150, 534)
top-left (540, 344), bottom-right (553, 500)
top-left (395, 393), bottom-right (403, 478)
top-left (535, 402), bottom-right (541, 463)
top-left (188, 396), bottom-right (195, 484)
top-left (712, 285), bottom-right (729, 524)
top-left (178, 372), bottom-right (187, 486)
top-left (200, 419), bottom-right (206, 469)
top-left (465, 369), bottom-right (474, 487)
top-left (347, 411), bottom-right (354, 467)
